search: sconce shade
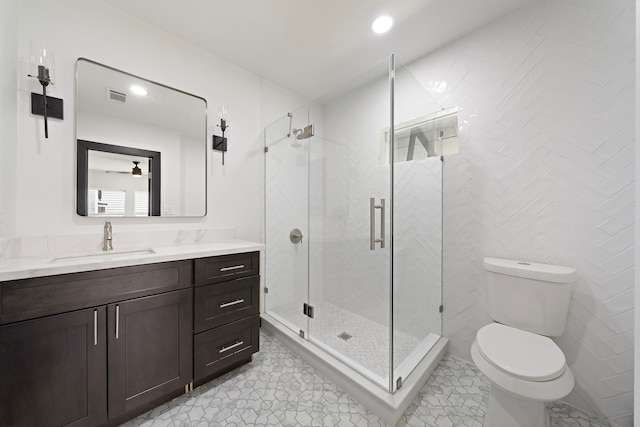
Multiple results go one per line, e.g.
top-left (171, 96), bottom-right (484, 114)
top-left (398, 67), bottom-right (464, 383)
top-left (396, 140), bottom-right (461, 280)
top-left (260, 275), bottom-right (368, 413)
top-left (29, 44), bottom-right (55, 85)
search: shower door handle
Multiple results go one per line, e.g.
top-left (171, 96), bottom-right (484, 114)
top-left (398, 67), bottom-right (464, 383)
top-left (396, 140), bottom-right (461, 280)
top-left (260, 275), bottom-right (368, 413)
top-left (370, 198), bottom-right (385, 250)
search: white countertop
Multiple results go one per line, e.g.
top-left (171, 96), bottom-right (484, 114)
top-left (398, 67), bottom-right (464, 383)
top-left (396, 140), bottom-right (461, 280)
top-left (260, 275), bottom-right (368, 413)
top-left (0, 239), bottom-right (264, 282)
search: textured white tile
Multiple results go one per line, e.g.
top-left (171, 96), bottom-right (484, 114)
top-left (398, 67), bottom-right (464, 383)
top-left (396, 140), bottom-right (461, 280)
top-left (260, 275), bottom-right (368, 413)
top-left (601, 309), bottom-right (634, 335)
top-left (603, 329), bottom-right (634, 354)
top-left (407, 0), bottom-right (635, 424)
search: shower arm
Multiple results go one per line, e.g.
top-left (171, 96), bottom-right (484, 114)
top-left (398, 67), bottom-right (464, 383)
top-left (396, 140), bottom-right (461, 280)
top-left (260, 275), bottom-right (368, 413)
top-left (286, 112), bottom-right (293, 137)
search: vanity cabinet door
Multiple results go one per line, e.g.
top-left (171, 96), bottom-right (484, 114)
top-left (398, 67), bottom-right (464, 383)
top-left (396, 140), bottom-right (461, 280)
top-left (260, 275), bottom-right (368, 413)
top-left (0, 307), bottom-right (107, 427)
top-left (107, 289), bottom-right (192, 421)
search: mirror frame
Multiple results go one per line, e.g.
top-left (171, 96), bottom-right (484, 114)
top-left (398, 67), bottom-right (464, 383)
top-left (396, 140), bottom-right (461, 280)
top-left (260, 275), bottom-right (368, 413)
top-left (76, 139), bottom-right (161, 216)
top-left (75, 58), bottom-right (208, 218)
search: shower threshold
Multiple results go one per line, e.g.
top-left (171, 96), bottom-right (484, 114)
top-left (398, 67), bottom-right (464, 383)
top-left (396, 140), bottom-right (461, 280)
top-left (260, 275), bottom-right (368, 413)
top-left (261, 313), bottom-right (448, 426)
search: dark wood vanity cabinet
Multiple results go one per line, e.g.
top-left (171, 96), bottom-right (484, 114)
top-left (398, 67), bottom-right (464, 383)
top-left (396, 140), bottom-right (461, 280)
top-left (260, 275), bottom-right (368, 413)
top-left (0, 251), bottom-right (260, 426)
top-left (0, 260), bottom-right (193, 426)
top-left (193, 252), bottom-right (260, 386)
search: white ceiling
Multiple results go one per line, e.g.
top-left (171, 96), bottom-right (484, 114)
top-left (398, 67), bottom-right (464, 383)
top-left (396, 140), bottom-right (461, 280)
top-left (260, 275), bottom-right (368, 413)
top-left (100, 0), bottom-right (534, 98)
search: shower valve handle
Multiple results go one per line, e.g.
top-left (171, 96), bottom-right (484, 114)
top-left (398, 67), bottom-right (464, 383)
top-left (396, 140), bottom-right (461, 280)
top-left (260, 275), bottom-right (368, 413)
top-left (290, 228), bottom-right (303, 244)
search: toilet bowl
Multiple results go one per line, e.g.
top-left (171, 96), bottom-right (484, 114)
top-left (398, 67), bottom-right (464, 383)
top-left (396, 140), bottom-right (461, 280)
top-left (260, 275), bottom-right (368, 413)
top-left (473, 258), bottom-right (576, 427)
top-left (471, 323), bottom-right (575, 402)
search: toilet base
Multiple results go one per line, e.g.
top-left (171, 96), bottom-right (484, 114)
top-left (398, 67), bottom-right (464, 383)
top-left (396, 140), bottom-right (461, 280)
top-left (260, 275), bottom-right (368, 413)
top-left (486, 383), bottom-right (549, 427)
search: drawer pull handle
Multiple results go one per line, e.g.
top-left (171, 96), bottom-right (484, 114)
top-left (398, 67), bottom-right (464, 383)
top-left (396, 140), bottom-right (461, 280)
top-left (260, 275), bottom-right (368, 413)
top-left (219, 340), bottom-right (244, 353)
top-left (220, 298), bottom-right (245, 308)
top-left (220, 264), bottom-right (245, 272)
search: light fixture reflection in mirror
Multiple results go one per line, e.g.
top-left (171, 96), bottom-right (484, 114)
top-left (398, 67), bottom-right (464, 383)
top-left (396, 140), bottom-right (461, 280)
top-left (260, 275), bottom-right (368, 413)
top-left (76, 58), bottom-right (207, 217)
top-left (132, 161), bottom-right (142, 177)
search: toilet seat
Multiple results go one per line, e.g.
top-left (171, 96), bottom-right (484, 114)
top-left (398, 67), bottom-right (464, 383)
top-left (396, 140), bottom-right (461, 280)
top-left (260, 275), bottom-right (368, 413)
top-left (476, 323), bottom-right (566, 381)
top-left (471, 340), bottom-right (574, 402)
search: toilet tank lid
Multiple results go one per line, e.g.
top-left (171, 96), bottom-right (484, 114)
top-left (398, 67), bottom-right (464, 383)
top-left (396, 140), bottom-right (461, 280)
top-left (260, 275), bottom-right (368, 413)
top-left (484, 257), bottom-right (577, 283)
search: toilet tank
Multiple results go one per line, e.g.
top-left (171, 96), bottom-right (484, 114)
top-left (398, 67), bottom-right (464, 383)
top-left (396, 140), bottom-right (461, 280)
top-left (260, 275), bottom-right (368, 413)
top-left (484, 257), bottom-right (577, 337)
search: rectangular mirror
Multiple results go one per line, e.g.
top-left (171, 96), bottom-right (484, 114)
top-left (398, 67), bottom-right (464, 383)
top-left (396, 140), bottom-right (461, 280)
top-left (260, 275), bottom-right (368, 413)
top-left (76, 58), bottom-right (207, 217)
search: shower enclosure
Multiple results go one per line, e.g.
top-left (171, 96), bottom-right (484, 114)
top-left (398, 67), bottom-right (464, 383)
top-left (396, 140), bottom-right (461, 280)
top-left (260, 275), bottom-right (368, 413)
top-left (263, 55), bottom-right (450, 422)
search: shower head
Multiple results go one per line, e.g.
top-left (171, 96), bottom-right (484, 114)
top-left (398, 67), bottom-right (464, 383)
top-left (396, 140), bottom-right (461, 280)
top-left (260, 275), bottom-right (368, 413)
top-left (289, 129), bottom-right (303, 148)
top-left (292, 125), bottom-right (314, 140)
top-left (292, 128), bottom-right (305, 140)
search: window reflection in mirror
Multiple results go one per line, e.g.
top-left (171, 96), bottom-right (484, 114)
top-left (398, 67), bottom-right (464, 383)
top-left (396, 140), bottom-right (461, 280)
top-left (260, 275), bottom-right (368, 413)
top-left (76, 58), bottom-right (207, 217)
top-left (77, 140), bottom-right (161, 216)
top-left (86, 148), bottom-right (154, 216)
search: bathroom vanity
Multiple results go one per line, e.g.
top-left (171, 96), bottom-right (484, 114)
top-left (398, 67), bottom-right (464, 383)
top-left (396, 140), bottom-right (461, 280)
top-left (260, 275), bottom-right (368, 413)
top-left (0, 234), bottom-right (262, 426)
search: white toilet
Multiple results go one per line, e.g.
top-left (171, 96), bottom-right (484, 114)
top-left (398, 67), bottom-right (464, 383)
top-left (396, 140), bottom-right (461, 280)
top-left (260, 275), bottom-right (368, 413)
top-left (471, 257), bottom-right (577, 427)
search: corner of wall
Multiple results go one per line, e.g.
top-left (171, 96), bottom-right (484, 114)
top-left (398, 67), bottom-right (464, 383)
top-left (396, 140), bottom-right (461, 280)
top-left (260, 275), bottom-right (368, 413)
top-left (0, 0), bottom-right (19, 238)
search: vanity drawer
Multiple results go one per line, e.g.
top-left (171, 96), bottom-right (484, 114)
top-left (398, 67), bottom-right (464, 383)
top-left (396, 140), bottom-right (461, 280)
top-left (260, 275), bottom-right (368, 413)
top-left (194, 275), bottom-right (259, 333)
top-left (194, 315), bottom-right (259, 384)
top-left (0, 260), bottom-right (193, 325)
top-left (194, 252), bottom-right (259, 286)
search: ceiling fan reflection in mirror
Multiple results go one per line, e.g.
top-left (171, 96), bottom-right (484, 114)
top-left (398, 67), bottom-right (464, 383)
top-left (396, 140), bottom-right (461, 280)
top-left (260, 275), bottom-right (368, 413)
top-left (101, 160), bottom-right (147, 177)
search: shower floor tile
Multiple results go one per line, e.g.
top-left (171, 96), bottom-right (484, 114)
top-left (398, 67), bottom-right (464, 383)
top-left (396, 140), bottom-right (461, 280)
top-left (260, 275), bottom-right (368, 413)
top-left (120, 330), bottom-right (607, 427)
top-left (269, 300), bottom-right (423, 380)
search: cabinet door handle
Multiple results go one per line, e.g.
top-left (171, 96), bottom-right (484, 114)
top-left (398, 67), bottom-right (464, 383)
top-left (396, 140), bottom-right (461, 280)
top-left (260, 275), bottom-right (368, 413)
top-left (93, 309), bottom-right (98, 346)
top-left (220, 264), bottom-right (245, 272)
top-left (115, 304), bottom-right (120, 339)
top-left (220, 298), bottom-right (245, 308)
top-left (219, 340), bottom-right (244, 354)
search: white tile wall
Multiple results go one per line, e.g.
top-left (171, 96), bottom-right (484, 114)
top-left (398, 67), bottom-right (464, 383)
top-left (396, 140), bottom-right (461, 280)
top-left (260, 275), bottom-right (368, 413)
top-left (403, 0), bottom-right (634, 425)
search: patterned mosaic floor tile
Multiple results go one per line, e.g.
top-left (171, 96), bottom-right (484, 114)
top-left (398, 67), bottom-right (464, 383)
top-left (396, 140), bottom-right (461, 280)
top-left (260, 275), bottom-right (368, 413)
top-left (120, 330), bottom-right (608, 427)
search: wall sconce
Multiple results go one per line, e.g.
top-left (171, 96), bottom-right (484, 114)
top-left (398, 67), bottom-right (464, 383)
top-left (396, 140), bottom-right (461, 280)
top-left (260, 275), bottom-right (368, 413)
top-left (27, 45), bottom-right (63, 138)
top-left (212, 106), bottom-right (228, 165)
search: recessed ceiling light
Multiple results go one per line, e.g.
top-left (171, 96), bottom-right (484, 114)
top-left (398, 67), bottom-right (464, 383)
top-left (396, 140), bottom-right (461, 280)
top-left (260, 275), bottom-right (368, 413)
top-left (372, 15), bottom-right (393, 34)
top-left (130, 85), bottom-right (147, 96)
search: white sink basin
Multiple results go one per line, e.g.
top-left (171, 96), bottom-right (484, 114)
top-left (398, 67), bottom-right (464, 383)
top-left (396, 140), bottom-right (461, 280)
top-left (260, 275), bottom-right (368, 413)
top-left (50, 248), bottom-right (156, 263)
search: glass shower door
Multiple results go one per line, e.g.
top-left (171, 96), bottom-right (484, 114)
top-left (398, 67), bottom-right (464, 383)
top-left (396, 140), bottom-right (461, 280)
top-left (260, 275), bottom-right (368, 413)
top-left (391, 63), bottom-right (445, 387)
top-left (306, 57), bottom-right (394, 390)
top-left (264, 105), bottom-right (311, 338)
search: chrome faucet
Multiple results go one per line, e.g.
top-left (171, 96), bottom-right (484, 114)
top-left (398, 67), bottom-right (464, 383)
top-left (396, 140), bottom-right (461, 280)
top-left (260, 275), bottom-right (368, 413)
top-left (103, 221), bottom-right (113, 251)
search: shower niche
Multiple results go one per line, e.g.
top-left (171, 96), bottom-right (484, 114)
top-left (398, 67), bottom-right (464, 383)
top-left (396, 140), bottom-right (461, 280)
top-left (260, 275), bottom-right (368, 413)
top-left (262, 55), bottom-right (447, 425)
top-left (380, 106), bottom-right (459, 164)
